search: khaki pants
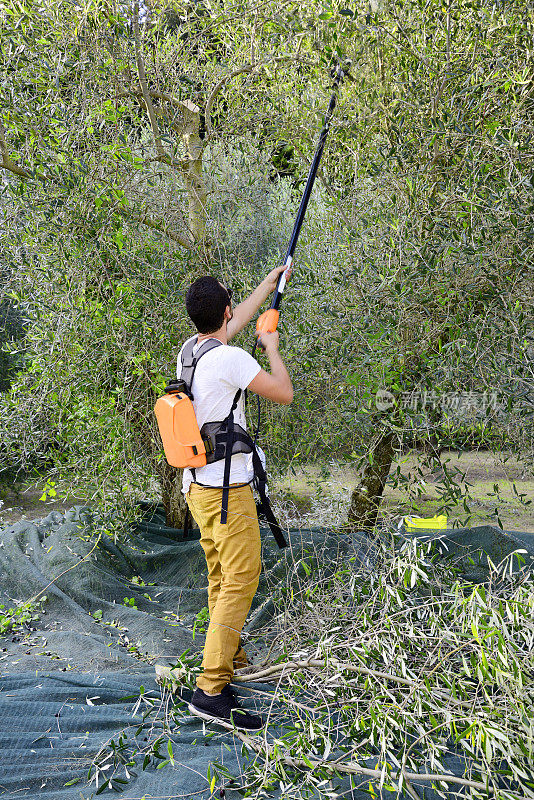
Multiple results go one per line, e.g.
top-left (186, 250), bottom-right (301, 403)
top-left (186, 483), bottom-right (261, 693)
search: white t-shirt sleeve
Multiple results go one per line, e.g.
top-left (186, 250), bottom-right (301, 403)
top-left (229, 347), bottom-right (261, 390)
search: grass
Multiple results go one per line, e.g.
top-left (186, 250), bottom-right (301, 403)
top-left (274, 450), bottom-right (534, 533)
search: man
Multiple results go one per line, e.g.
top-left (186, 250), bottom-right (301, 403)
top-left (180, 266), bottom-right (293, 731)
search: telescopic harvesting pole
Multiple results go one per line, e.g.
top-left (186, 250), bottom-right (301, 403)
top-left (254, 62), bottom-right (348, 349)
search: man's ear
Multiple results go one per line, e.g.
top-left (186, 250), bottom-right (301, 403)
top-left (224, 305), bottom-right (233, 322)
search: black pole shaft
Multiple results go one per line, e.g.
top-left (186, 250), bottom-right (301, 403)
top-left (270, 64), bottom-right (345, 313)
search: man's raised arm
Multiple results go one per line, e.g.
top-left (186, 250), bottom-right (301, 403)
top-left (226, 265), bottom-right (288, 341)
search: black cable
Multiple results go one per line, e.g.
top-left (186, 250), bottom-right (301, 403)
top-left (253, 392), bottom-right (261, 447)
top-left (249, 337), bottom-right (262, 445)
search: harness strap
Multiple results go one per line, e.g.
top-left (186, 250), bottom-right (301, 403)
top-left (206, 429), bottom-right (252, 461)
top-left (179, 337), bottom-right (287, 548)
top-left (220, 389), bottom-right (241, 525)
top-left (257, 488), bottom-right (288, 549)
top-left (180, 338), bottom-right (222, 399)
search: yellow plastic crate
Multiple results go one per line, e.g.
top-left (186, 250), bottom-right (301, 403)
top-left (404, 514), bottom-right (447, 531)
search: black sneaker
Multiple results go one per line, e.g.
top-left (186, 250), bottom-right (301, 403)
top-left (188, 686), bottom-right (263, 731)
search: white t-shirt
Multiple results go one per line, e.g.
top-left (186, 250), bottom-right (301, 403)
top-left (177, 336), bottom-right (261, 494)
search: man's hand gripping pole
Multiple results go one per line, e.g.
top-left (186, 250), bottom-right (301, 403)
top-left (255, 257), bottom-right (290, 349)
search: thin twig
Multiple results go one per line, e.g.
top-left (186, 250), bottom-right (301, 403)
top-left (0, 119), bottom-right (47, 181)
top-left (0, 120), bottom-right (194, 249)
top-left (204, 55), bottom-right (316, 140)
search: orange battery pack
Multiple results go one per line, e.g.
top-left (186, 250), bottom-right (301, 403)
top-left (154, 392), bottom-right (207, 469)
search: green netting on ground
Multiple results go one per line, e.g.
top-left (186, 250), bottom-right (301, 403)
top-left (0, 504), bottom-right (377, 672)
top-left (0, 505), bottom-right (532, 799)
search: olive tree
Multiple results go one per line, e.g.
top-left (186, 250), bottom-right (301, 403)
top-left (325, 0), bottom-right (534, 529)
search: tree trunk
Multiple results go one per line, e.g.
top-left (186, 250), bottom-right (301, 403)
top-left (179, 100), bottom-right (209, 253)
top-left (159, 102), bottom-right (208, 521)
top-left (346, 320), bottom-right (451, 532)
top-left (347, 430), bottom-right (397, 531)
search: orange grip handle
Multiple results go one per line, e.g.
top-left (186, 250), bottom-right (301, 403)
top-left (256, 309), bottom-right (280, 336)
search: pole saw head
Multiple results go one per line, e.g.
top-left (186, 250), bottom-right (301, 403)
top-left (330, 59), bottom-right (354, 82)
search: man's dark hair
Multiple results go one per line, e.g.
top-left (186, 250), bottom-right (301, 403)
top-left (185, 276), bottom-right (231, 333)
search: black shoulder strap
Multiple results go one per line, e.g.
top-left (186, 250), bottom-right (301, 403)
top-left (220, 388), bottom-right (241, 525)
top-left (180, 338), bottom-right (222, 398)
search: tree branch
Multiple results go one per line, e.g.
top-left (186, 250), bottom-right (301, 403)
top-left (235, 656), bottom-right (470, 707)
top-left (205, 64), bottom-right (255, 139)
top-left (115, 89), bottom-right (199, 170)
top-left (0, 120), bottom-right (194, 250)
top-left (115, 203), bottom-right (193, 249)
top-left (115, 88), bottom-right (193, 110)
top-left (232, 728), bottom-right (491, 794)
top-left (132, 1), bottom-right (167, 160)
top-left (0, 119), bottom-right (46, 181)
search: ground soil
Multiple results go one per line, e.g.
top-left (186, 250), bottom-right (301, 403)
top-left (0, 485), bottom-right (91, 527)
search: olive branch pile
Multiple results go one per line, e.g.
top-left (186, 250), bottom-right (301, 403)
top-left (215, 536), bottom-right (532, 799)
top-left (88, 535), bottom-right (534, 799)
